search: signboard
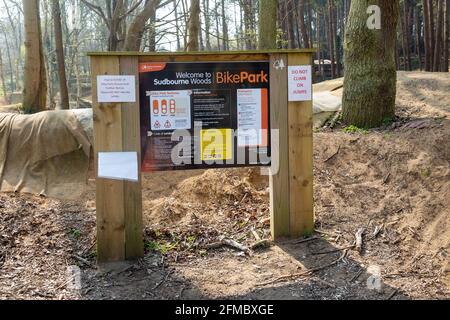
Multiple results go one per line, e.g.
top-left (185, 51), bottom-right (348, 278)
top-left (288, 65), bottom-right (312, 101)
top-left (139, 61), bottom-right (270, 171)
top-left (97, 75), bottom-right (136, 103)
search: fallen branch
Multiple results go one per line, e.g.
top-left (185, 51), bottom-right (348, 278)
top-left (152, 270), bottom-right (172, 290)
top-left (294, 236), bottom-right (320, 244)
top-left (71, 254), bottom-right (95, 268)
top-left (386, 288), bottom-right (398, 300)
top-left (203, 238), bottom-right (252, 255)
top-left (312, 243), bottom-right (355, 256)
top-left (355, 228), bottom-right (365, 253)
top-left (324, 145), bottom-right (341, 163)
top-left (250, 239), bottom-right (272, 250)
top-left (222, 238), bottom-right (250, 253)
top-left (324, 111), bottom-right (342, 129)
top-left (349, 269), bottom-right (364, 282)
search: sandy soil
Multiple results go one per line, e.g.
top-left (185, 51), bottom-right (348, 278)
top-left (0, 71), bottom-right (449, 300)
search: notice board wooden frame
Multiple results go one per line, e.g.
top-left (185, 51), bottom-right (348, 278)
top-left (89, 50), bottom-right (315, 263)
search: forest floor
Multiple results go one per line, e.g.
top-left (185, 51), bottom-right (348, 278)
top-left (0, 71), bottom-right (449, 300)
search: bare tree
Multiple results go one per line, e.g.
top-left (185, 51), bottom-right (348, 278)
top-left (186, 0), bottom-right (200, 51)
top-left (22, 0), bottom-right (47, 113)
top-left (52, 0), bottom-right (69, 109)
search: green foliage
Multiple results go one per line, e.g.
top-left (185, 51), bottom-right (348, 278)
top-left (145, 240), bottom-right (178, 255)
top-left (382, 116), bottom-right (394, 126)
top-left (343, 125), bottom-right (369, 134)
top-left (420, 168), bottom-right (431, 178)
top-left (69, 228), bottom-right (81, 239)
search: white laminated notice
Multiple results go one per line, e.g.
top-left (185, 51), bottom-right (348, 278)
top-left (98, 152), bottom-right (139, 182)
top-left (97, 75), bottom-right (136, 103)
top-left (288, 65), bottom-right (312, 101)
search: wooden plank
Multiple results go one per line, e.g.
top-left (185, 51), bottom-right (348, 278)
top-left (139, 54), bottom-right (270, 63)
top-left (91, 56), bottom-right (126, 262)
top-left (87, 49), bottom-right (317, 57)
top-left (119, 56), bottom-right (144, 259)
top-left (269, 54), bottom-right (290, 239)
top-left (287, 53), bottom-right (314, 237)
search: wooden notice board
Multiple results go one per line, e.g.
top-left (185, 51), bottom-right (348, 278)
top-left (89, 50), bottom-right (315, 262)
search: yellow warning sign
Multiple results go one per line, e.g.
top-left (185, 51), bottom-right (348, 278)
top-left (200, 129), bottom-right (233, 161)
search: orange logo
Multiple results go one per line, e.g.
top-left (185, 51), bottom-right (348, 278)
top-left (139, 63), bottom-right (167, 73)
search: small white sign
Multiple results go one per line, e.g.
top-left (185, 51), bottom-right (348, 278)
top-left (97, 75), bottom-right (136, 103)
top-left (98, 152), bottom-right (138, 182)
top-left (288, 65), bottom-right (312, 101)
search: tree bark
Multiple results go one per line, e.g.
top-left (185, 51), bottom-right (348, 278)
top-left (415, 5), bottom-right (423, 70)
top-left (327, 0), bottom-right (336, 78)
top-left (298, 0), bottom-right (310, 48)
top-left (342, 0), bottom-right (400, 128)
top-left (444, 0), bottom-right (449, 71)
top-left (203, 0), bottom-right (211, 50)
top-left (258, 0), bottom-right (277, 49)
top-left (286, 0), bottom-right (296, 48)
top-left (221, 0), bottom-right (229, 50)
top-left (186, 0), bottom-right (200, 51)
top-left (0, 49), bottom-right (9, 104)
top-left (52, 0), bottom-right (69, 109)
top-left (22, 0), bottom-right (47, 113)
top-left (423, 0), bottom-right (432, 70)
top-left (429, 0), bottom-right (435, 67)
top-left (124, 0), bottom-right (158, 51)
top-left (433, 0), bottom-right (444, 71)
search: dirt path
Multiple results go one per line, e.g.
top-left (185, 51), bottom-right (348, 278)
top-left (0, 72), bottom-right (449, 300)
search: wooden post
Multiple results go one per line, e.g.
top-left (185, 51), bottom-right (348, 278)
top-left (287, 53), bottom-right (314, 237)
top-left (269, 52), bottom-right (314, 239)
top-left (269, 53), bottom-right (290, 238)
top-left (91, 56), bottom-right (143, 262)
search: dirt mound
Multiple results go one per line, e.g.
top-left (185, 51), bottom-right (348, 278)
top-left (142, 168), bottom-right (270, 256)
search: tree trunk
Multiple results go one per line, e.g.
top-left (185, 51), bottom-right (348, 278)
top-left (286, 0), bottom-right (296, 48)
top-left (402, 0), bottom-right (412, 70)
top-left (0, 49), bottom-right (9, 104)
top-left (258, 0), bottom-right (277, 49)
top-left (307, 1), bottom-right (313, 48)
top-left (444, 0), bottom-right (449, 71)
top-left (327, 0), bottom-right (336, 78)
top-left (433, 0), bottom-right (444, 71)
top-left (186, 0), bottom-right (200, 51)
top-left (203, 0), bottom-right (211, 50)
top-left (22, 0), bottom-right (47, 113)
top-left (333, 1), bottom-right (341, 76)
top-left (298, 0), bottom-right (310, 48)
top-left (1, 27), bottom-right (14, 94)
top-left (429, 0), bottom-right (435, 67)
top-left (174, 0), bottom-right (181, 50)
top-left (317, 9), bottom-right (324, 79)
top-left (124, 0), bottom-right (158, 51)
top-left (342, 0), bottom-right (400, 128)
top-left (148, 0), bottom-right (158, 51)
top-left (423, 0), bottom-right (432, 70)
top-left (243, 0), bottom-right (253, 49)
top-left (221, 0), bottom-right (229, 50)
top-left (400, 2), bottom-right (409, 70)
top-left (52, 0), bottom-right (69, 109)
top-left (415, 6), bottom-right (423, 70)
